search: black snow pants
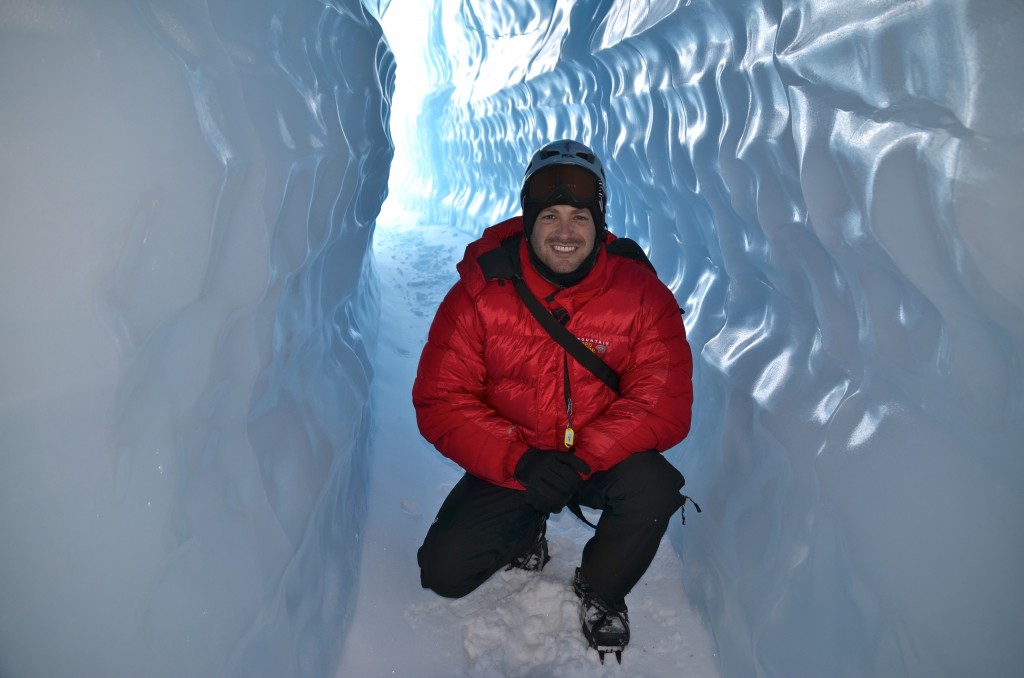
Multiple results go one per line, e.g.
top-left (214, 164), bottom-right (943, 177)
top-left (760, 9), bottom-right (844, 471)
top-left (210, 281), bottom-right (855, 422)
top-left (417, 450), bottom-right (686, 605)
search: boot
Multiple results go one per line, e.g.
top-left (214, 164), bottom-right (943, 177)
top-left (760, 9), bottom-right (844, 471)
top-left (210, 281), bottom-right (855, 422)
top-left (573, 567), bottom-right (630, 664)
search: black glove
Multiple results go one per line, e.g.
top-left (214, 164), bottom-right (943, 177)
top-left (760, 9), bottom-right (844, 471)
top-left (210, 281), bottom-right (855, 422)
top-left (514, 448), bottom-right (592, 514)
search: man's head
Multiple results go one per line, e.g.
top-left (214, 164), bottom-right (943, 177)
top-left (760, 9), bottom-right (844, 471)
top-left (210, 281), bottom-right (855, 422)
top-left (520, 140), bottom-right (607, 283)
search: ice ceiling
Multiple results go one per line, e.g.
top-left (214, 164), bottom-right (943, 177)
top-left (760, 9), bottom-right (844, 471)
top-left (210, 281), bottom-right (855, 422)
top-left (1, 1), bottom-right (1022, 677)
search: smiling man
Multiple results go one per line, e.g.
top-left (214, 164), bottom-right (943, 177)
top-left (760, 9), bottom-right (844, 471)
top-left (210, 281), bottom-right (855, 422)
top-left (530, 204), bottom-right (597, 273)
top-left (412, 140), bottom-right (695, 664)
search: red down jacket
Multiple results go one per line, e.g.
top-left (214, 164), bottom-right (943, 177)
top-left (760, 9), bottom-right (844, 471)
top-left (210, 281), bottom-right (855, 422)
top-left (412, 217), bottom-right (693, 490)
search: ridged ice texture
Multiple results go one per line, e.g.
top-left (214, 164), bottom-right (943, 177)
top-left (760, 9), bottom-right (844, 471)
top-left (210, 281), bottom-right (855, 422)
top-left (0, 2), bottom-right (392, 677)
top-left (417, 1), bottom-right (1024, 676)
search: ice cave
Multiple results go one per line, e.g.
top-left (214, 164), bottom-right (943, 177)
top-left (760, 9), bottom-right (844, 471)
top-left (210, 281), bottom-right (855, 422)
top-left (1, 1), bottom-right (1022, 677)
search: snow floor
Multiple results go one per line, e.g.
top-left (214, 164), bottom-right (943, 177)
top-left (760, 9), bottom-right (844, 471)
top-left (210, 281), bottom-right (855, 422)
top-left (335, 205), bottom-right (721, 677)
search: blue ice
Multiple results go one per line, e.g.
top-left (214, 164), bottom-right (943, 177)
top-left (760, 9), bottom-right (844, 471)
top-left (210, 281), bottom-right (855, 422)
top-left (0, 1), bottom-right (1021, 677)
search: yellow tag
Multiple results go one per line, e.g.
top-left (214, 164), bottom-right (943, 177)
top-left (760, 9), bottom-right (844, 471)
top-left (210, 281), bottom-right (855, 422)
top-left (564, 427), bottom-right (575, 448)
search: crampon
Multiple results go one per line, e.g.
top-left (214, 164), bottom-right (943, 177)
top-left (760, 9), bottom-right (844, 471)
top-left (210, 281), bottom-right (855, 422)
top-left (573, 568), bottom-right (630, 664)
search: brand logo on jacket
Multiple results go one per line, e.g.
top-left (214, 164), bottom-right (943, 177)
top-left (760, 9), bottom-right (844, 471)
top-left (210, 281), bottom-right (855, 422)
top-left (578, 336), bottom-right (610, 354)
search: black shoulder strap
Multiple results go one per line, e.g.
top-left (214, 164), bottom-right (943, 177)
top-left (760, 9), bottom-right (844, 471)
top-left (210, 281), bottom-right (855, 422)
top-left (605, 237), bottom-right (657, 273)
top-left (476, 237), bottom-right (521, 280)
top-left (606, 237), bottom-right (686, 316)
top-left (479, 236), bottom-right (621, 395)
top-left (509, 276), bottom-right (621, 395)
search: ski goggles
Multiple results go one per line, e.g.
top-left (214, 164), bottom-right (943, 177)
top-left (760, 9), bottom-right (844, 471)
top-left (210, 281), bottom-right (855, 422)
top-left (525, 164), bottom-right (600, 206)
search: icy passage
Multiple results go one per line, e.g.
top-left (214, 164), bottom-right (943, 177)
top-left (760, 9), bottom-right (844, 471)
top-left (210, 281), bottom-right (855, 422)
top-left (1, 1), bottom-right (1023, 678)
top-left (334, 208), bottom-right (719, 676)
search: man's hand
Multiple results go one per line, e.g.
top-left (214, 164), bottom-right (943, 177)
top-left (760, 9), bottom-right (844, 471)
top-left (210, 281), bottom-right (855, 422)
top-left (514, 448), bottom-right (592, 514)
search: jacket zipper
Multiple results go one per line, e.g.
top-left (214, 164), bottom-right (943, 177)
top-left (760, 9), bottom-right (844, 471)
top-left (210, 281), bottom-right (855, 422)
top-left (563, 352), bottom-right (574, 448)
top-left (552, 306), bottom-right (575, 449)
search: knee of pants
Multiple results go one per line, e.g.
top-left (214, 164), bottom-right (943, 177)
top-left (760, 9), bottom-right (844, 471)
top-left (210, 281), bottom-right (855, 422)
top-left (417, 536), bottom-right (481, 599)
top-left (607, 452), bottom-right (685, 519)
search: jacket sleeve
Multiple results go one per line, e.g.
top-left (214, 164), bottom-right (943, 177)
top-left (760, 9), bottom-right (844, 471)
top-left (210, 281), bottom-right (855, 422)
top-left (573, 283), bottom-right (693, 473)
top-left (412, 281), bottom-right (529, 486)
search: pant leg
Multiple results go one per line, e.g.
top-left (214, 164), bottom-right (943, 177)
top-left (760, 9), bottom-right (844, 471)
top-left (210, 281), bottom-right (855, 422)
top-left (418, 472), bottom-right (545, 598)
top-left (574, 451), bottom-right (685, 604)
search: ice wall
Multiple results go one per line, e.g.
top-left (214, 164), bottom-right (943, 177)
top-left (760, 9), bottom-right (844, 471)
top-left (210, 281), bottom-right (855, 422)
top-left (414, 1), bottom-right (1024, 676)
top-left (0, 1), bottom-right (392, 677)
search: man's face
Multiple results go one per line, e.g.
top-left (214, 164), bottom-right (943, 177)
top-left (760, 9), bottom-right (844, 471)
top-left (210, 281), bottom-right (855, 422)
top-left (529, 204), bottom-right (597, 274)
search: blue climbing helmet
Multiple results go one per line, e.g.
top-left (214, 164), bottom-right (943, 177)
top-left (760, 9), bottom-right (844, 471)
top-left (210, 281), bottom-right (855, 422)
top-left (520, 139), bottom-right (608, 239)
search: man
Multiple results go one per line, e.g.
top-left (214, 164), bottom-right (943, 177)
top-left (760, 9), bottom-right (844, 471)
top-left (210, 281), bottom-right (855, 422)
top-left (412, 139), bottom-right (694, 664)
